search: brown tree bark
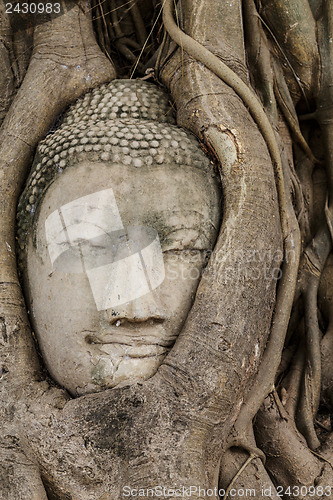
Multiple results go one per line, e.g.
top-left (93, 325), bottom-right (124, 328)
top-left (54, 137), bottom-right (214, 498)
top-left (1, 0), bottom-right (333, 498)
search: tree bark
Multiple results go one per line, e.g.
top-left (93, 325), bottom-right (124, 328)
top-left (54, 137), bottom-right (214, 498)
top-left (1, 0), bottom-right (333, 498)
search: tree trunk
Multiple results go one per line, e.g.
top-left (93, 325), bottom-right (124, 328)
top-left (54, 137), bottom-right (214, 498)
top-left (1, 0), bottom-right (333, 498)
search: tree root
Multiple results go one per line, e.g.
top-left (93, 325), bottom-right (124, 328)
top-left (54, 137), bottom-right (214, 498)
top-left (254, 393), bottom-right (330, 499)
top-left (272, 59), bottom-right (317, 163)
top-left (272, 386), bottom-right (288, 420)
top-left (96, 0), bottom-right (113, 59)
top-left (290, 222), bottom-right (332, 447)
top-left (243, 0), bottom-right (278, 123)
top-left (0, 3), bottom-right (115, 495)
top-left (297, 278), bottom-right (322, 449)
top-left (0, 0), bottom-right (329, 495)
top-left (219, 446), bottom-right (281, 500)
top-left (310, 449), bottom-right (333, 469)
top-left (162, 0), bottom-right (303, 465)
top-left (222, 454), bottom-right (256, 500)
top-left (319, 256), bottom-right (333, 408)
top-left (163, 0), bottom-right (290, 241)
top-left (130, 0), bottom-right (148, 47)
top-left (0, 1), bottom-right (115, 380)
top-left (259, 0), bottom-right (319, 102)
top-left (283, 342), bottom-right (305, 417)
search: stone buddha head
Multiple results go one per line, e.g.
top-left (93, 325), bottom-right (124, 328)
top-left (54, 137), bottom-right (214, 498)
top-left (17, 80), bottom-right (221, 396)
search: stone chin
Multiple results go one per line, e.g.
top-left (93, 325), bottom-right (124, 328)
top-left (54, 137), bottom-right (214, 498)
top-left (76, 353), bottom-right (166, 396)
top-left (73, 336), bottom-right (170, 396)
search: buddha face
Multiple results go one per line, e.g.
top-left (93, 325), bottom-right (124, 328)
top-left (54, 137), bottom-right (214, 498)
top-left (23, 161), bottom-right (220, 396)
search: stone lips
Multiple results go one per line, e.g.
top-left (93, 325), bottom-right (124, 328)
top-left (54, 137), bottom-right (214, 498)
top-left (16, 79), bottom-right (213, 267)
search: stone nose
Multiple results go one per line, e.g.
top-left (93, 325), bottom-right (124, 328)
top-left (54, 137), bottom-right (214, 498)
top-left (102, 292), bottom-right (167, 325)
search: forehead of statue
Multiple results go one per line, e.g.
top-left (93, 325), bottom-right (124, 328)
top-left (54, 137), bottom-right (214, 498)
top-left (34, 161), bottom-right (220, 254)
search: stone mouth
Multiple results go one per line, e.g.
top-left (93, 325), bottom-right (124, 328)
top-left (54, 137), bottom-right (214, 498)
top-left (84, 333), bottom-right (171, 357)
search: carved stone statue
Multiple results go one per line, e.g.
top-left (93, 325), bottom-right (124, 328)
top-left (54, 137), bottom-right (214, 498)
top-left (17, 80), bottom-right (221, 396)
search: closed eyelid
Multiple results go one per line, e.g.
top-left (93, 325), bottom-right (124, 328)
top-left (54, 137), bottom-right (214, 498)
top-left (162, 249), bottom-right (209, 255)
top-left (169, 209), bottom-right (219, 230)
top-left (161, 227), bottom-right (213, 249)
top-left (53, 222), bottom-right (123, 245)
top-left (46, 189), bottom-right (125, 246)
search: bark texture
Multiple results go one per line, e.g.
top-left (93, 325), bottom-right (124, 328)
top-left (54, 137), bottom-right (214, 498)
top-left (0, 0), bottom-right (333, 498)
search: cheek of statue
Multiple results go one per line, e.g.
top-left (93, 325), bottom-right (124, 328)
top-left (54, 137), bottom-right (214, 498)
top-left (24, 162), bottom-right (221, 396)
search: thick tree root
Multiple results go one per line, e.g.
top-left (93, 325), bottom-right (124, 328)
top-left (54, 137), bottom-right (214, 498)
top-left (289, 220), bottom-right (332, 448)
top-left (162, 0), bottom-right (302, 470)
top-left (163, 0), bottom-right (290, 240)
top-left (284, 0), bottom-right (333, 450)
top-left (319, 255), bottom-right (333, 407)
top-left (273, 60), bottom-right (317, 164)
top-left (297, 279), bottom-right (322, 450)
top-left (1, 0), bottom-right (330, 496)
top-left (254, 393), bottom-right (333, 500)
top-left (0, 1), bottom-right (115, 377)
top-left (0, 3), bottom-right (115, 496)
top-left (243, 0), bottom-right (278, 123)
top-left (259, 0), bottom-right (319, 102)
